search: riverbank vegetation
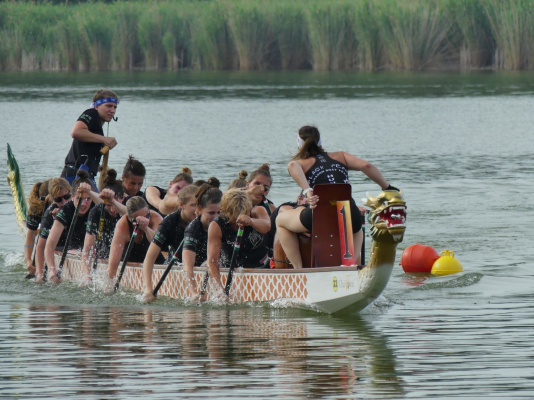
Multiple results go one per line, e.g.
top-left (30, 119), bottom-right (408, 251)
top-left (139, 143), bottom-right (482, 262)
top-left (1, 0), bottom-right (534, 71)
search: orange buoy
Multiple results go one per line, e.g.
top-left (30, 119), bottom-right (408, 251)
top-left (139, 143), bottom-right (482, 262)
top-left (400, 244), bottom-right (440, 273)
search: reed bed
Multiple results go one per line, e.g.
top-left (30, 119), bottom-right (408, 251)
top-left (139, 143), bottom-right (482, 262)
top-left (1, 0), bottom-right (534, 71)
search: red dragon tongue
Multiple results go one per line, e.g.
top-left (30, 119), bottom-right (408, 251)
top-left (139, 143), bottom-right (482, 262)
top-left (383, 206), bottom-right (407, 228)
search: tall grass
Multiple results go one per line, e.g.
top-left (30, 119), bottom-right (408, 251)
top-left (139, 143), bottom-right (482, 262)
top-left (483, 0), bottom-right (534, 70)
top-left (305, 1), bottom-right (357, 70)
top-left (1, 0), bottom-right (534, 71)
top-left (377, 0), bottom-right (453, 70)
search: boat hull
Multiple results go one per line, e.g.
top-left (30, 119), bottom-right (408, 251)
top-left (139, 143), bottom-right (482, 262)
top-left (54, 252), bottom-right (392, 314)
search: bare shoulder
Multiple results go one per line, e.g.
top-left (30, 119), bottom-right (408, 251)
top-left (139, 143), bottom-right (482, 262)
top-left (327, 151), bottom-right (348, 164)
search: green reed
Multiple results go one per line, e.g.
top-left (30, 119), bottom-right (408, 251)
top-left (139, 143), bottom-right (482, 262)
top-left (1, 0), bottom-right (534, 71)
top-left (482, 0), bottom-right (534, 70)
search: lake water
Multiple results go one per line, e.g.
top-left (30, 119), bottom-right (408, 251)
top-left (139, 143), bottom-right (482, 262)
top-left (1, 71), bottom-right (533, 398)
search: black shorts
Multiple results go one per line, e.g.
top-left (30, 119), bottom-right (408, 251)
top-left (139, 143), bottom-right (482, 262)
top-left (298, 199), bottom-right (362, 233)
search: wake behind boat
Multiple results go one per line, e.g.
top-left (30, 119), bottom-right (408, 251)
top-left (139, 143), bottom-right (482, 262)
top-left (8, 143), bottom-right (407, 314)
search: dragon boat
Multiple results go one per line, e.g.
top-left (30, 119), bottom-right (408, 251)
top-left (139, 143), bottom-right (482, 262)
top-left (7, 143), bottom-right (407, 314)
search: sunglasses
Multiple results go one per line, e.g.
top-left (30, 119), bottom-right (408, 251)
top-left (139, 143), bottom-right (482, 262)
top-left (53, 193), bottom-right (72, 203)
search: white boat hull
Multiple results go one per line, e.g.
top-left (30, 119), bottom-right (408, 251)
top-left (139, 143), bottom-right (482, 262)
top-left (55, 252), bottom-right (392, 314)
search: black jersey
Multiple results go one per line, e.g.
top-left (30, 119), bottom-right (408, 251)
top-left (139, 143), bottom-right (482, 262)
top-left (143, 186), bottom-right (167, 215)
top-left (183, 216), bottom-right (208, 266)
top-left (125, 219), bottom-right (165, 264)
top-left (265, 201), bottom-right (297, 258)
top-left (26, 212), bottom-right (42, 231)
top-left (124, 191), bottom-right (145, 206)
top-left (55, 201), bottom-right (93, 251)
top-left (39, 203), bottom-right (59, 240)
top-left (86, 203), bottom-right (120, 258)
top-left (152, 211), bottom-right (187, 262)
top-left (214, 216), bottom-right (269, 269)
top-left (64, 108), bottom-right (104, 176)
top-left (304, 153), bottom-right (350, 187)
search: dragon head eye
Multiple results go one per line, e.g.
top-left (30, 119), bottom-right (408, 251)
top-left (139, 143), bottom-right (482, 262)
top-left (382, 201), bottom-right (388, 207)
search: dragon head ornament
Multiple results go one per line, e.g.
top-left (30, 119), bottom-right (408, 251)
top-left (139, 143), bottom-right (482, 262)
top-left (363, 189), bottom-right (406, 243)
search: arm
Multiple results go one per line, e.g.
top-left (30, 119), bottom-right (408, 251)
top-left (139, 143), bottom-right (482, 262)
top-left (237, 206), bottom-right (271, 234)
top-left (35, 236), bottom-right (47, 281)
top-left (182, 249), bottom-right (200, 299)
top-left (145, 186), bottom-right (164, 210)
top-left (287, 160), bottom-right (311, 191)
top-left (24, 230), bottom-right (38, 271)
top-left (79, 182), bottom-right (103, 205)
top-left (142, 213), bottom-right (163, 243)
top-left (207, 222), bottom-right (224, 293)
top-left (44, 221), bottom-right (65, 277)
top-left (142, 242), bottom-right (163, 297)
top-left (158, 192), bottom-right (180, 216)
top-left (107, 219), bottom-right (130, 279)
top-left (71, 121), bottom-right (117, 148)
top-left (81, 233), bottom-right (96, 278)
top-left (342, 152), bottom-right (389, 190)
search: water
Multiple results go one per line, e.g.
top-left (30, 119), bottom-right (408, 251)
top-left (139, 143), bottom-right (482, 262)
top-left (1, 71), bottom-right (533, 398)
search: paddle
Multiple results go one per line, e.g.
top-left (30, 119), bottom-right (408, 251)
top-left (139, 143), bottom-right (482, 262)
top-left (200, 270), bottom-right (210, 297)
top-left (97, 145), bottom-right (110, 192)
top-left (92, 203), bottom-right (107, 272)
top-left (56, 196), bottom-right (83, 278)
top-left (224, 225), bottom-right (245, 296)
top-left (152, 240), bottom-right (184, 297)
top-left (262, 196), bottom-right (272, 216)
top-left (114, 224), bottom-right (139, 291)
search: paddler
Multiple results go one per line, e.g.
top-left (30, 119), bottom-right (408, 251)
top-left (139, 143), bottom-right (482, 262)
top-left (143, 167), bottom-right (193, 216)
top-left (122, 155), bottom-right (146, 198)
top-left (34, 178), bottom-right (72, 282)
top-left (61, 89), bottom-right (119, 186)
top-left (206, 188), bottom-right (271, 297)
top-left (45, 171), bottom-right (95, 283)
top-left (141, 184), bottom-right (198, 301)
top-left (106, 197), bottom-right (164, 282)
top-left (246, 163), bottom-right (276, 214)
top-left (276, 125), bottom-right (399, 268)
top-left (80, 169), bottom-right (125, 280)
top-left (23, 179), bottom-right (51, 277)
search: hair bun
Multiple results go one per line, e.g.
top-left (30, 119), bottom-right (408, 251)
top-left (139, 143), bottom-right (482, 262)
top-left (207, 177), bottom-right (220, 189)
top-left (182, 167), bottom-right (192, 175)
top-left (258, 163), bottom-right (270, 172)
top-left (76, 170), bottom-right (89, 180)
top-left (238, 170), bottom-right (248, 180)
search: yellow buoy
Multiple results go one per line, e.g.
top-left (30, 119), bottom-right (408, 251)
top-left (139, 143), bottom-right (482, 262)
top-left (431, 250), bottom-right (463, 276)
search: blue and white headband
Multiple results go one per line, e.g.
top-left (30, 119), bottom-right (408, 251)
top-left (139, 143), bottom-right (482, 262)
top-left (91, 97), bottom-right (118, 108)
top-left (297, 134), bottom-right (322, 149)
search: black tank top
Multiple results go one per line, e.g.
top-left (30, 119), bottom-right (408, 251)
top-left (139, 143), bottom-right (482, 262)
top-left (143, 186), bottom-right (167, 216)
top-left (304, 153), bottom-right (350, 187)
top-left (126, 219), bottom-right (165, 264)
top-left (214, 216), bottom-right (269, 269)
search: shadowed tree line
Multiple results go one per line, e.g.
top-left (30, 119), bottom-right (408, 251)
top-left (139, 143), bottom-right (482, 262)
top-left (1, 0), bottom-right (534, 71)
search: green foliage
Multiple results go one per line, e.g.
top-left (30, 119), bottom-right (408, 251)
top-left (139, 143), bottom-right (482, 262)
top-left (1, 0), bottom-right (534, 71)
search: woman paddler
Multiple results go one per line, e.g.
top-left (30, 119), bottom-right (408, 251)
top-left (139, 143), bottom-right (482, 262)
top-left (179, 179), bottom-right (222, 301)
top-left (23, 179), bottom-right (51, 277)
top-left (276, 125), bottom-right (398, 268)
top-left (246, 164), bottom-right (276, 214)
top-left (61, 90), bottom-right (119, 186)
top-left (206, 189), bottom-right (271, 296)
top-left (143, 167), bottom-right (193, 216)
top-left (80, 169), bottom-right (125, 280)
top-left (34, 178), bottom-right (72, 282)
top-left (107, 197), bottom-right (164, 282)
top-left (141, 184), bottom-right (198, 302)
top-left (44, 171), bottom-right (95, 283)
